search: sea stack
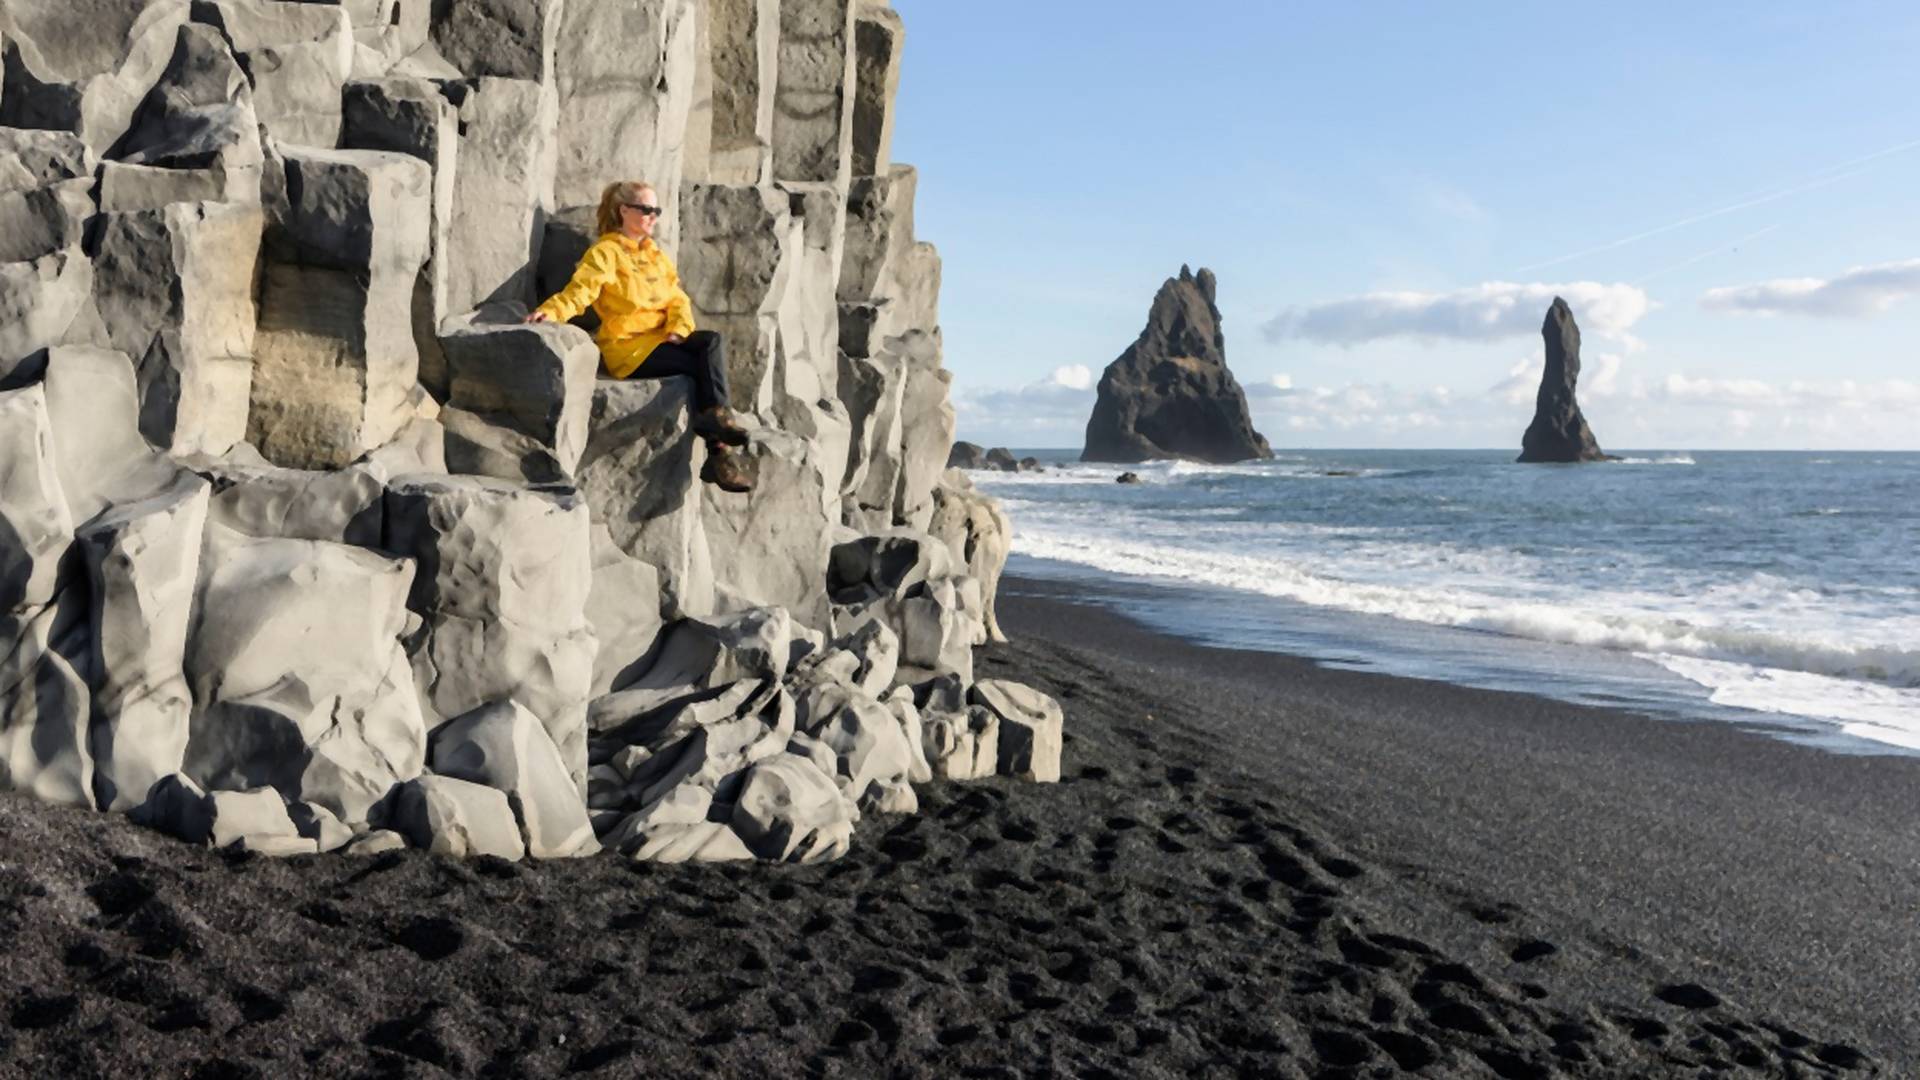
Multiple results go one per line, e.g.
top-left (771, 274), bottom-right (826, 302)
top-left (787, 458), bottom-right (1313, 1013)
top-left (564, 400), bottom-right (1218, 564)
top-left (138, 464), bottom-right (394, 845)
top-left (1517, 297), bottom-right (1611, 463)
top-left (1082, 266), bottom-right (1272, 464)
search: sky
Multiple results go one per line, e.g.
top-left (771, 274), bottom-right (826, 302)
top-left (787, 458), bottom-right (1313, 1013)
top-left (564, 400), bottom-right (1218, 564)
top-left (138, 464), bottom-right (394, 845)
top-left (886, 1), bottom-right (1920, 451)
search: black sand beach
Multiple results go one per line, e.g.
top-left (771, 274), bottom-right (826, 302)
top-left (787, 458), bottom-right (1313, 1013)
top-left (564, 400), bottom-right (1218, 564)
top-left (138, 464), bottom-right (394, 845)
top-left (0, 575), bottom-right (1908, 1077)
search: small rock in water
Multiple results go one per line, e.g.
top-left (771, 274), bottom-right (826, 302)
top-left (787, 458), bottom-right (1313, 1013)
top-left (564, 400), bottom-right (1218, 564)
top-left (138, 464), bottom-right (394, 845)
top-left (1116, 472), bottom-right (1141, 484)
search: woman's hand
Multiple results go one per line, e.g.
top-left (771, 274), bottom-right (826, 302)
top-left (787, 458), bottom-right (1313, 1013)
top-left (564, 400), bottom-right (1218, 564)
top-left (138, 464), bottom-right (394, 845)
top-left (524, 310), bottom-right (552, 324)
top-left (665, 333), bottom-right (685, 344)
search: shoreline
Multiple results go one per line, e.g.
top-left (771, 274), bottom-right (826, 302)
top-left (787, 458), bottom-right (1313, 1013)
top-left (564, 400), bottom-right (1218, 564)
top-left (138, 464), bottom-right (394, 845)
top-left (997, 572), bottom-right (1920, 1065)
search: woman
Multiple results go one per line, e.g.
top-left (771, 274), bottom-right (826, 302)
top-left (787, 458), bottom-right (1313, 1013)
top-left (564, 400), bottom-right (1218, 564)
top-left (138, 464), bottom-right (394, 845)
top-left (527, 180), bottom-right (752, 493)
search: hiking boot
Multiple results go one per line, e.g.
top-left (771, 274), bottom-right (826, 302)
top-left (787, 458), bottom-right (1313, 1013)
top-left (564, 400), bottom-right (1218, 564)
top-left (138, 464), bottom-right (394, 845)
top-left (691, 405), bottom-right (750, 448)
top-left (703, 446), bottom-right (753, 493)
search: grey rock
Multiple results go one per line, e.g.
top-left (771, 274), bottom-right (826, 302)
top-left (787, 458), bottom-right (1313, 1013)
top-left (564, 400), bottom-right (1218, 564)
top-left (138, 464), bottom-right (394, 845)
top-left (428, 0), bottom-right (560, 81)
top-left (183, 527), bottom-right (426, 824)
top-left (0, 248), bottom-right (97, 374)
top-left (430, 700), bottom-right (598, 858)
top-left (390, 773), bottom-right (526, 860)
top-left (206, 785), bottom-right (301, 848)
top-left (578, 378), bottom-right (711, 617)
top-left (0, 0), bottom-right (192, 156)
top-left (194, 459), bottom-right (387, 546)
top-left (584, 523), bottom-right (665, 697)
top-left (131, 771), bottom-right (213, 842)
top-left (288, 799), bottom-right (356, 852)
top-left (552, 0), bottom-right (698, 246)
top-left (344, 827), bottom-right (407, 855)
top-left (771, 0), bottom-right (855, 186)
top-left (0, 586), bottom-right (94, 809)
top-left (1518, 297), bottom-right (1612, 464)
top-left (340, 75), bottom-right (460, 328)
top-left (927, 475), bottom-right (1011, 643)
top-left (383, 474), bottom-right (595, 793)
top-left (1082, 265), bottom-right (1273, 465)
top-left (730, 750), bottom-right (852, 862)
top-left (702, 423), bottom-right (836, 629)
top-left (698, 0), bottom-right (778, 185)
top-left (1116, 471), bottom-right (1140, 484)
top-left (849, 2), bottom-right (901, 178)
top-left (92, 199), bottom-right (262, 456)
top-left (0, 383), bottom-right (74, 612)
top-left (79, 470), bottom-right (210, 812)
top-left (39, 346), bottom-right (182, 525)
top-left (110, 23), bottom-right (265, 185)
top-left (972, 679), bottom-right (1063, 783)
top-left (983, 446), bottom-right (1017, 472)
top-left (438, 307), bottom-right (599, 479)
top-left (438, 76), bottom-right (555, 316)
top-left (251, 145), bottom-right (431, 468)
top-left (795, 676), bottom-right (914, 813)
top-left (944, 441), bottom-right (986, 471)
top-left (193, 0), bottom-right (354, 148)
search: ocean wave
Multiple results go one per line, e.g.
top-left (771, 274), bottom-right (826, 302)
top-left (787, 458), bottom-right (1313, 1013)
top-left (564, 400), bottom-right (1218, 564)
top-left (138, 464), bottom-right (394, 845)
top-left (1649, 656), bottom-right (1920, 750)
top-left (1614, 455), bottom-right (1696, 465)
top-left (1010, 529), bottom-right (1920, 688)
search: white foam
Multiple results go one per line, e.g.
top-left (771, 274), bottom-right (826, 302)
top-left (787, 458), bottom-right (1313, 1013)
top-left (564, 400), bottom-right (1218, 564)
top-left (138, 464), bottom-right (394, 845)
top-left (1615, 454), bottom-right (1696, 465)
top-left (1650, 655), bottom-right (1920, 750)
top-left (1006, 526), bottom-right (1920, 688)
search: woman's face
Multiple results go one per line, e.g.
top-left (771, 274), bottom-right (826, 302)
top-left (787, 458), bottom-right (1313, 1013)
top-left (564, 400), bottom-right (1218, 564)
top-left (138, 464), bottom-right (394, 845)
top-left (620, 187), bottom-right (661, 240)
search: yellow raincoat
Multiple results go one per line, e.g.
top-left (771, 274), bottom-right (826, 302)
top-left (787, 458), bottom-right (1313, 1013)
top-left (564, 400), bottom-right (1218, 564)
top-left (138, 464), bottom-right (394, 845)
top-left (533, 232), bottom-right (697, 378)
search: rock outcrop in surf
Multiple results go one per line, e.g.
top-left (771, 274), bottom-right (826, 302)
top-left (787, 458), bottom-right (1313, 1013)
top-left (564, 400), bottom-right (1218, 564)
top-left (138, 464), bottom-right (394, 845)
top-left (1082, 266), bottom-right (1272, 464)
top-left (1517, 298), bottom-right (1612, 463)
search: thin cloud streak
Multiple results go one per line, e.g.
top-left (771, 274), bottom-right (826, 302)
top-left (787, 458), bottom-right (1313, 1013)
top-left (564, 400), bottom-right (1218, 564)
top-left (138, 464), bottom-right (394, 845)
top-left (1513, 136), bottom-right (1920, 274)
top-left (1633, 224), bottom-right (1783, 285)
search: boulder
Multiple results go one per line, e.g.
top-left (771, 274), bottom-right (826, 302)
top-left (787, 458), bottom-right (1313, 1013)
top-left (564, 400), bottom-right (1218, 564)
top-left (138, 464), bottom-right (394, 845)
top-left (829, 531), bottom-right (978, 684)
top-left (429, 700), bottom-right (597, 858)
top-left (437, 307), bottom-right (599, 480)
top-left (944, 440), bottom-right (986, 471)
top-left (983, 446), bottom-right (1017, 472)
top-left (730, 750), bottom-right (853, 862)
top-left (390, 774), bottom-right (526, 860)
top-left (92, 199), bottom-right (262, 456)
top-left (344, 828), bottom-right (407, 855)
top-left (438, 77), bottom-right (555, 316)
top-left (1518, 297), bottom-right (1612, 464)
top-left (972, 679), bottom-right (1063, 783)
top-left (131, 772), bottom-right (212, 842)
top-left (205, 785), bottom-right (302, 849)
top-left (577, 378), bottom-right (711, 617)
top-left (79, 470), bottom-right (210, 812)
top-left (1082, 265), bottom-right (1273, 464)
top-left (0, 249), bottom-right (97, 376)
top-left (1116, 471), bottom-right (1140, 484)
top-left (612, 608), bottom-right (791, 704)
top-left (251, 145), bottom-right (431, 468)
top-left (795, 677), bottom-right (915, 812)
top-left (382, 475), bottom-right (595, 793)
top-left (0, 0), bottom-right (192, 157)
top-left (288, 799), bottom-right (355, 852)
top-left (927, 474), bottom-right (1011, 643)
top-left (183, 528), bottom-right (426, 825)
top-left (192, 0), bottom-right (354, 148)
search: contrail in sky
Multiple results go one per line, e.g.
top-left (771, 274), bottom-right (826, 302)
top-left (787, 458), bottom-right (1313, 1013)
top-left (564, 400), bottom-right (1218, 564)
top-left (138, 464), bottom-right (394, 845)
top-left (1633, 224), bottom-right (1784, 285)
top-left (1515, 136), bottom-right (1920, 275)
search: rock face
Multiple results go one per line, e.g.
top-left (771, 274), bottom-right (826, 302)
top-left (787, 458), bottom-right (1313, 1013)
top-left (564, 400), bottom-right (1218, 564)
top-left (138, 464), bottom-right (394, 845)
top-left (1517, 297), bottom-right (1611, 464)
top-left (1082, 266), bottom-right (1272, 465)
top-left (0, 0), bottom-right (1037, 866)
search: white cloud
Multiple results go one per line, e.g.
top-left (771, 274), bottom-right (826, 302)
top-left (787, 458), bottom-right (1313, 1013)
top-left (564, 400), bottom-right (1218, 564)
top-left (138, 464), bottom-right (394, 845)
top-left (1700, 258), bottom-right (1920, 317)
top-left (1490, 351), bottom-right (1625, 406)
top-left (1655, 373), bottom-right (1920, 410)
top-left (1262, 281), bottom-right (1651, 346)
top-left (1245, 373), bottom-right (1297, 399)
top-left (1046, 364), bottom-right (1093, 390)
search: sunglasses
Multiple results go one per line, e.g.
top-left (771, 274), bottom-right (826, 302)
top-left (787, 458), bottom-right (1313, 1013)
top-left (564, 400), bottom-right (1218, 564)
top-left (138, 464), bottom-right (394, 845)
top-left (623, 202), bottom-right (662, 217)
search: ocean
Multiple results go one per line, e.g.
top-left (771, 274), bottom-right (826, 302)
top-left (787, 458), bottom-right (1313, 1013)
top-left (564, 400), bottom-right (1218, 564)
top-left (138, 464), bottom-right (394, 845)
top-left (970, 449), bottom-right (1920, 755)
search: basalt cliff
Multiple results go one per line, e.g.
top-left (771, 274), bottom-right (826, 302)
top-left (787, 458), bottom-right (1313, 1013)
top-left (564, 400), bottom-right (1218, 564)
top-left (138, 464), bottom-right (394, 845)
top-left (1082, 265), bottom-right (1272, 464)
top-left (0, 0), bottom-right (1040, 863)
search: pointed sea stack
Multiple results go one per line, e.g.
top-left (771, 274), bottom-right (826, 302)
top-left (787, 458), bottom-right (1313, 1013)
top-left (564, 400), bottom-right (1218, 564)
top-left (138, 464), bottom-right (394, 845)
top-left (1517, 297), bottom-right (1612, 463)
top-left (1082, 266), bottom-right (1273, 464)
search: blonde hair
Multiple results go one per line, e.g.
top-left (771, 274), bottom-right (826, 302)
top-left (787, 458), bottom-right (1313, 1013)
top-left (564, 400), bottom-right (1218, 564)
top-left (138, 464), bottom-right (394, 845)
top-left (596, 180), bottom-right (655, 236)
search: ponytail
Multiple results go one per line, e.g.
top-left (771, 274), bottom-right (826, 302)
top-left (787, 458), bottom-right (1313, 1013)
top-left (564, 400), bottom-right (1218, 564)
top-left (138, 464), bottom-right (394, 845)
top-left (596, 180), bottom-right (653, 236)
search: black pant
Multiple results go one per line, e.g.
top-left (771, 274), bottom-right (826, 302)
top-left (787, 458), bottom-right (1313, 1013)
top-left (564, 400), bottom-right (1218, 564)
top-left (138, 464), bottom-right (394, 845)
top-left (632, 330), bottom-right (729, 413)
